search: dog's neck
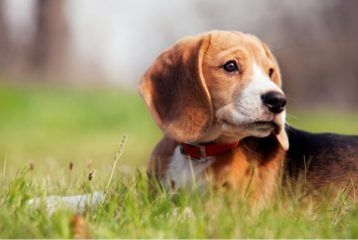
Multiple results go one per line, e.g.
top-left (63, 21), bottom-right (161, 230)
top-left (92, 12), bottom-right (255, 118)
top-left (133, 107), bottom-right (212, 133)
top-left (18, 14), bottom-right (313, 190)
top-left (179, 127), bottom-right (244, 161)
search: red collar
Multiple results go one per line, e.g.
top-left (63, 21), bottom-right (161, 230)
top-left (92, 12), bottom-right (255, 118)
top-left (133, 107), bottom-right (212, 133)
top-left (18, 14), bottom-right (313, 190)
top-left (179, 141), bottom-right (240, 162)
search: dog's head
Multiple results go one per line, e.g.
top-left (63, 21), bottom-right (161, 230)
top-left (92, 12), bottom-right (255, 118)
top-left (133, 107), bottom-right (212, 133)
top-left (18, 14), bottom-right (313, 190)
top-left (139, 31), bottom-right (288, 150)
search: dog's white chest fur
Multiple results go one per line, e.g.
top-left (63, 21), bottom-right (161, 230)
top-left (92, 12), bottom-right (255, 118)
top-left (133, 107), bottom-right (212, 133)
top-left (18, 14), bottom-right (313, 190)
top-left (164, 146), bottom-right (213, 190)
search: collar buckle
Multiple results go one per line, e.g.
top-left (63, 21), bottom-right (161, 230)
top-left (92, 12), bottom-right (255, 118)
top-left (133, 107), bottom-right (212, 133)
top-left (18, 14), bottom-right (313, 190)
top-left (180, 143), bottom-right (208, 162)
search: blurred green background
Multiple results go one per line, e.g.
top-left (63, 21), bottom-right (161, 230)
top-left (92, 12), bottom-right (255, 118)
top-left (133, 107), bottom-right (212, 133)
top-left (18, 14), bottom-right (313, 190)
top-left (0, 83), bottom-right (161, 179)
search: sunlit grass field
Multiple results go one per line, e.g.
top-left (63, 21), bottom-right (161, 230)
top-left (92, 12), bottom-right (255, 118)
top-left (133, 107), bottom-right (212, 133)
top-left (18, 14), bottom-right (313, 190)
top-left (0, 82), bottom-right (357, 238)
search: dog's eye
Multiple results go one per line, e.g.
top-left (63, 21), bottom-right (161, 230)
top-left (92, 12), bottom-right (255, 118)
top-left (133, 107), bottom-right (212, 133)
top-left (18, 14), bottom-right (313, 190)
top-left (268, 68), bottom-right (274, 78)
top-left (223, 60), bottom-right (239, 73)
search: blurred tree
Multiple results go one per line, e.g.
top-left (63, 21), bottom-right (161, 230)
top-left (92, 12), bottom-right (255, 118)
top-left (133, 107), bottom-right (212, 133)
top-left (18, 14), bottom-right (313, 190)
top-left (30, 0), bottom-right (69, 79)
top-left (0, 0), bottom-right (10, 72)
top-left (276, 1), bottom-right (358, 107)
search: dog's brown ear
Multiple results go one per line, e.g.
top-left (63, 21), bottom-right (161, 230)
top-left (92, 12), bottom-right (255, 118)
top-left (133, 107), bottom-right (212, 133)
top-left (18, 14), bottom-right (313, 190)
top-left (139, 34), bottom-right (213, 142)
top-left (275, 127), bottom-right (289, 151)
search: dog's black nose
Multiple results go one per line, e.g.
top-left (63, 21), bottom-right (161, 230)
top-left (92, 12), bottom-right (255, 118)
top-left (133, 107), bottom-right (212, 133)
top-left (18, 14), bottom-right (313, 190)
top-left (261, 91), bottom-right (287, 114)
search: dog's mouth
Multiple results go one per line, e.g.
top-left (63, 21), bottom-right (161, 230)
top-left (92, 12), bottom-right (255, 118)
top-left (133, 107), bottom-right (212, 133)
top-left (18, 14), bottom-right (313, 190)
top-left (250, 121), bottom-right (280, 134)
top-left (223, 119), bottom-right (281, 134)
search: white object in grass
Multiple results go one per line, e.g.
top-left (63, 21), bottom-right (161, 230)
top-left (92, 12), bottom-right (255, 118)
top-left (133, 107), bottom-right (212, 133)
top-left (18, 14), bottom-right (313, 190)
top-left (27, 191), bottom-right (104, 214)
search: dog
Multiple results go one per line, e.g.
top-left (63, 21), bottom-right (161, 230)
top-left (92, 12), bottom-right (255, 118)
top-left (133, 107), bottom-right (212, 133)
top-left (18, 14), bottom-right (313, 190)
top-left (139, 30), bottom-right (358, 203)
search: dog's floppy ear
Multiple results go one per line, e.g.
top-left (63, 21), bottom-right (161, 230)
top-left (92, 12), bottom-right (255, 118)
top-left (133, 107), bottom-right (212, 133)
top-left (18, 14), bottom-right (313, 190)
top-left (139, 34), bottom-right (213, 142)
top-left (276, 127), bottom-right (289, 151)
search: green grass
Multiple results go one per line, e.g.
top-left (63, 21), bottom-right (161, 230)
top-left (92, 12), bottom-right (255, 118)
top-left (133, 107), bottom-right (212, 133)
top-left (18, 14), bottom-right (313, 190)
top-left (0, 82), bottom-right (357, 238)
top-left (1, 166), bottom-right (358, 238)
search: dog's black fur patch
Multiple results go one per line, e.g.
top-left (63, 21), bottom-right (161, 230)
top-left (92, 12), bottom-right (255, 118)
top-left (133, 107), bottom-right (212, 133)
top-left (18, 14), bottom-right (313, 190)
top-left (284, 126), bottom-right (358, 189)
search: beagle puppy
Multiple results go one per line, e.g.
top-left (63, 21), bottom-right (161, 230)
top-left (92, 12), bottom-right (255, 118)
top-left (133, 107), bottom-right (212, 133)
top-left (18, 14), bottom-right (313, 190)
top-left (139, 31), bottom-right (358, 202)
